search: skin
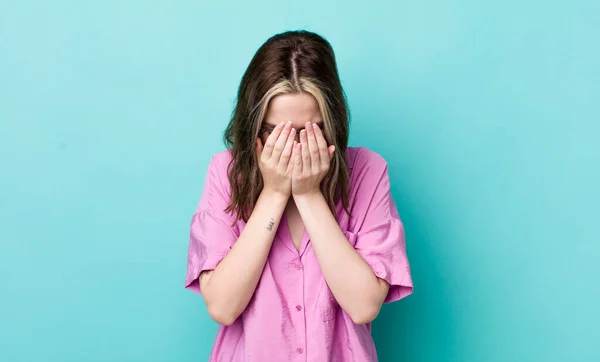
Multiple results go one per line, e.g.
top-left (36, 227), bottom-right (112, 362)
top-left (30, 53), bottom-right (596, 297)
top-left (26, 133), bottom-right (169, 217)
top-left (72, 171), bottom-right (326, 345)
top-left (200, 92), bottom-right (389, 326)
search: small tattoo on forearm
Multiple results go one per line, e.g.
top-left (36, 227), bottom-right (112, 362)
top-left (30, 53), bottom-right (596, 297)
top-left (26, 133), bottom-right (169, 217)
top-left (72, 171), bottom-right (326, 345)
top-left (266, 217), bottom-right (275, 231)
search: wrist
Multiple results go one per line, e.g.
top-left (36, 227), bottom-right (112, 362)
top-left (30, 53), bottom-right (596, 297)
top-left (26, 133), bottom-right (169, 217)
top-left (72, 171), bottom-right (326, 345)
top-left (260, 187), bottom-right (290, 205)
top-left (292, 189), bottom-right (324, 204)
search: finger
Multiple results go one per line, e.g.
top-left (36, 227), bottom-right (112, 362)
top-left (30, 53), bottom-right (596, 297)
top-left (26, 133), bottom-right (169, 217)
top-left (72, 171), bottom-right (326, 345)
top-left (262, 122), bottom-right (285, 158)
top-left (313, 123), bottom-right (329, 167)
top-left (278, 127), bottom-right (296, 171)
top-left (300, 129), bottom-right (311, 174)
top-left (272, 121), bottom-right (292, 160)
top-left (291, 141), bottom-right (302, 176)
top-left (328, 145), bottom-right (335, 158)
top-left (305, 122), bottom-right (320, 173)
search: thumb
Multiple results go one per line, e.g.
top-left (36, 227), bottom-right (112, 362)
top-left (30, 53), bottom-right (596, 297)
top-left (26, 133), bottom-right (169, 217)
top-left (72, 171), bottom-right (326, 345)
top-left (256, 138), bottom-right (263, 158)
top-left (328, 145), bottom-right (335, 158)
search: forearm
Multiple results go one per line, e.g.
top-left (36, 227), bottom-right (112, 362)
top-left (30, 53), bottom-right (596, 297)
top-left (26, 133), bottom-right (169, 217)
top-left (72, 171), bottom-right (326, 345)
top-left (201, 189), bottom-right (288, 325)
top-left (294, 192), bottom-right (388, 324)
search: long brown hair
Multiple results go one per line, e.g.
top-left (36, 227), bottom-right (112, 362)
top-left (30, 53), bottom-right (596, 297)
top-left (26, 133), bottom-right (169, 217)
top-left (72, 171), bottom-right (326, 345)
top-left (224, 30), bottom-right (351, 222)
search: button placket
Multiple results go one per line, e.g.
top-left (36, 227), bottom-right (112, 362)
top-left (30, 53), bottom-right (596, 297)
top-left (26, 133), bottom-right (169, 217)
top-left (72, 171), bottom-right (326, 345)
top-left (292, 257), bottom-right (306, 360)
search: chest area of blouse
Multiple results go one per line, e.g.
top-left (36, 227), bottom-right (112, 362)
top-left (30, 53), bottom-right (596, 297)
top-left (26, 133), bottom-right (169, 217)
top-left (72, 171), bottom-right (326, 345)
top-left (273, 198), bottom-right (354, 259)
top-left (284, 202), bottom-right (304, 251)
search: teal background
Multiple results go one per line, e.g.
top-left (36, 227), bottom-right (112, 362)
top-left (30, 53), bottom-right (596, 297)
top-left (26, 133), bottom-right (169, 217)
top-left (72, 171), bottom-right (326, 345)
top-left (1, 1), bottom-right (598, 361)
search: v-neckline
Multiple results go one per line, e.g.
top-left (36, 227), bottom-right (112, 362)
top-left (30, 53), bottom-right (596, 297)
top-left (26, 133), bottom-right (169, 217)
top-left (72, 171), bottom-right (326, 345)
top-left (279, 211), bottom-right (309, 256)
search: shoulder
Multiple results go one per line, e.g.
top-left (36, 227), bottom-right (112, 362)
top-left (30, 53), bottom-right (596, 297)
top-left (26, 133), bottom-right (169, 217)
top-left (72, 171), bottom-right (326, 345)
top-left (344, 147), bottom-right (395, 222)
top-left (207, 150), bottom-right (233, 174)
top-left (346, 146), bottom-right (389, 174)
top-left (205, 149), bottom-right (233, 189)
top-left (196, 150), bottom-right (234, 212)
top-left (345, 146), bottom-right (392, 199)
top-left (209, 149), bottom-right (233, 169)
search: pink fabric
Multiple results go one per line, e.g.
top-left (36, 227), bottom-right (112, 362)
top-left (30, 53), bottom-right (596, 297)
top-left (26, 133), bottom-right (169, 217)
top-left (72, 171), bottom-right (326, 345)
top-left (185, 147), bottom-right (413, 362)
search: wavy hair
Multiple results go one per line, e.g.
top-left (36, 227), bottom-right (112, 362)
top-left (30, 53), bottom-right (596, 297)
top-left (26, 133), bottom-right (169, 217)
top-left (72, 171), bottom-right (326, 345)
top-left (224, 30), bottom-right (351, 222)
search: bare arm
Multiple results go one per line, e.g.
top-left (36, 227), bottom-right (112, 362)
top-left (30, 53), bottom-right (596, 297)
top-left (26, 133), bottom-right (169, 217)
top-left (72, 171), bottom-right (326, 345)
top-left (291, 123), bottom-right (388, 324)
top-left (200, 121), bottom-right (296, 325)
top-left (200, 189), bottom-right (287, 325)
top-left (294, 192), bottom-right (388, 325)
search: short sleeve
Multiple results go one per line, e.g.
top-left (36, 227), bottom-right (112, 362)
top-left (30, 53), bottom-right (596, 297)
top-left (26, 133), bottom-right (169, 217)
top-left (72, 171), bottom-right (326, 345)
top-left (348, 149), bottom-right (413, 303)
top-left (184, 153), bottom-right (239, 294)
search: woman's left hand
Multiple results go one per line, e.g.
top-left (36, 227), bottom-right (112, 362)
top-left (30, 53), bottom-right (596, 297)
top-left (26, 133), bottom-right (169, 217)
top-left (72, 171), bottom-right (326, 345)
top-left (291, 122), bottom-right (335, 196)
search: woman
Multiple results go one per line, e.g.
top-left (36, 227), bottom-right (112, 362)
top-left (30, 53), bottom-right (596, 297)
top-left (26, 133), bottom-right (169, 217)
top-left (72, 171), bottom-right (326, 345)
top-left (185, 30), bottom-right (413, 361)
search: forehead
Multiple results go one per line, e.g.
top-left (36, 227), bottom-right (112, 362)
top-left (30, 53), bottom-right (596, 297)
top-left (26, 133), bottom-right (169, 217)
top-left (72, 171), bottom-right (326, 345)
top-left (264, 92), bottom-right (321, 129)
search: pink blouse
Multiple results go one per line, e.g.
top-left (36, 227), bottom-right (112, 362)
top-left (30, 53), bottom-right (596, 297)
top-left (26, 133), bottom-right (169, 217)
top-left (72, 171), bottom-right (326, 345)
top-left (185, 147), bottom-right (413, 362)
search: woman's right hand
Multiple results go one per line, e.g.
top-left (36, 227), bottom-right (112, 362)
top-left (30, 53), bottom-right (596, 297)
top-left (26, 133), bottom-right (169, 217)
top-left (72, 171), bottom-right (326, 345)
top-left (256, 121), bottom-right (296, 197)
